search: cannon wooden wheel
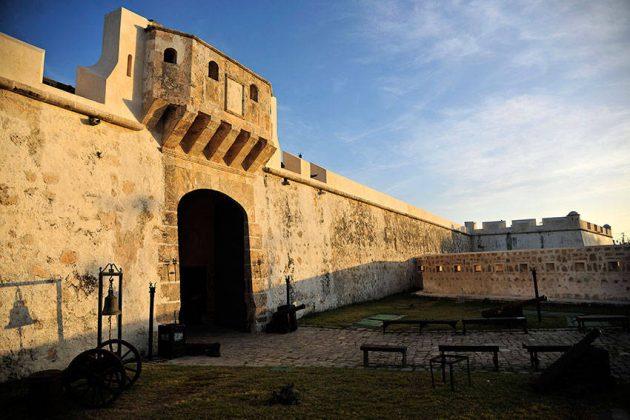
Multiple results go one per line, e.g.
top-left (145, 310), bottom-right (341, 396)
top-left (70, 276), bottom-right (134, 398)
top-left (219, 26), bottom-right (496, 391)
top-left (63, 348), bottom-right (125, 408)
top-left (99, 339), bottom-right (142, 388)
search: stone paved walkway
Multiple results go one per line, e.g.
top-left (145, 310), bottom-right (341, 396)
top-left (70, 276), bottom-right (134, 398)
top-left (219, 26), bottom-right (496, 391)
top-left (166, 327), bottom-right (630, 379)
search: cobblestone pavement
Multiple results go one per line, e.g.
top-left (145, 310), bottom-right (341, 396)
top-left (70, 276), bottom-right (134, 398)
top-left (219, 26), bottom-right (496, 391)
top-left (167, 327), bottom-right (630, 380)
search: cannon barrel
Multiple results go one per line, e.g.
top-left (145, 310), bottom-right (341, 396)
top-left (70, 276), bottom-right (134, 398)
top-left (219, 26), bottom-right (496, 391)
top-left (267, 303), bottom-right (306, 333)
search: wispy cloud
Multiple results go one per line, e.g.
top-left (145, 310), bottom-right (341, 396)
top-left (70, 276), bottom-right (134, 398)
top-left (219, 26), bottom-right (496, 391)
top-left (338, 0), bottom-right (630, 235)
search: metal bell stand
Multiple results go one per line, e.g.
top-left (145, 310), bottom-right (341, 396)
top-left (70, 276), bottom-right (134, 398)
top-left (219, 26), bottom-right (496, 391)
top-left (61, 263), bottom-right (142, 408)
top-left (97, 263), bottom-right (123, 346)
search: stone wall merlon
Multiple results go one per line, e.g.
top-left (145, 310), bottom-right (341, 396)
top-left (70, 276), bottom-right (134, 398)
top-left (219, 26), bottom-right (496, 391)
top-left (481, 220), bottom-right (506, 231)
top-left (511, 219), bottom-right (536, 231)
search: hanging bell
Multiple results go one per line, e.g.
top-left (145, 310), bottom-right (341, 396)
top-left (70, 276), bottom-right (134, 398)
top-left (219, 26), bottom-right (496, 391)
top-left (102, 287), bottom-right (121, 316)
top-left (6, 289), bottom-right (37, 329)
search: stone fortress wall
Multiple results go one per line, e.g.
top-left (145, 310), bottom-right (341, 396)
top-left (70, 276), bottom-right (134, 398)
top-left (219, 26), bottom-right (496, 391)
top-left (465, 212), bottom-right (613, 252)
top-left (0, 8), bottom-right (469, 380)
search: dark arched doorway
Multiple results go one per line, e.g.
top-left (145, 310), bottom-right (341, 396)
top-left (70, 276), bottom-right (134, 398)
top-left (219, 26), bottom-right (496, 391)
top-left (177, 189), bottom-right (250, 331)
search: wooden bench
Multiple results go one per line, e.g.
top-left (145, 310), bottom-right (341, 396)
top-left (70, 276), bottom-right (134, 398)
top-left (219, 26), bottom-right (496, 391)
top-left (461, 317), bottom-right (528, 334)
top-left (522, 343), bottom-right (573, 370)
top-left (360, 343), bottom-right (407, 367)
top-left (438, 344), bottom-right (500, 371)
top-left (576, 315), bottom-right (629, 332)
top-left (382, 319), bottom-right (458, 334)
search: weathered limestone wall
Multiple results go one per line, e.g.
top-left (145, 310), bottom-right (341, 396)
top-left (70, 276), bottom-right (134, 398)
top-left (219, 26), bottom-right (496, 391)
top-left (255, 172), bottom-right (471, 318)
top-left (419, 245), bottom-right (630, 302)
top-left (0, 89), bottom-right (164, 381)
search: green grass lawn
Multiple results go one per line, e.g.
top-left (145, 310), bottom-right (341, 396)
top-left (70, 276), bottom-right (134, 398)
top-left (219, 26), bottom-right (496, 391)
top-left (299, 292), bottom-right (630, 331)
top-left (4, 365), bottom-right (629, 419)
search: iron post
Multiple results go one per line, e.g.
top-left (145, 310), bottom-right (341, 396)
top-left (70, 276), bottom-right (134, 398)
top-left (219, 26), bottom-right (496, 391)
top-left (97, 267), bottom-right (103, 346)
top-left (148, 283), bottom-right (156, 360)
top-left (531, 268), bottom-right (542, 322)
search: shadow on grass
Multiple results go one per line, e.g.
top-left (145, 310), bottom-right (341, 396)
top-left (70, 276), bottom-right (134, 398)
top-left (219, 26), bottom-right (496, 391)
top-left (2, 365), bottom-right (629, 419)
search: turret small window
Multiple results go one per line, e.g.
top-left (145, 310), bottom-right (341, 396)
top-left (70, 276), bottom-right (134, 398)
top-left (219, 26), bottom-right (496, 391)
top-left (208, 61), bottom-right (219, 80)
top-left (126, 54), bottom-right (133, 77)
top-left (250, 84), bottom-right (258, 102)
top-left (164, 48), bottom-right (177, 64)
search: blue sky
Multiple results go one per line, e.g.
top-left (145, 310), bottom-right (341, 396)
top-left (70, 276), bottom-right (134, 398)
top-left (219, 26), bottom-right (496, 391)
top-left (2, 1), bottom-right (629, 239)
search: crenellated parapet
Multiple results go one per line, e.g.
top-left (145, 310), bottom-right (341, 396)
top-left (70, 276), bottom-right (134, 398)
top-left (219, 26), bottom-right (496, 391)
top-left (465, 212), bottom-right (612, 238)
top-left (464, 211), bottom-right (612, 251)
top-left (141, 23), bottom-right (277, 173)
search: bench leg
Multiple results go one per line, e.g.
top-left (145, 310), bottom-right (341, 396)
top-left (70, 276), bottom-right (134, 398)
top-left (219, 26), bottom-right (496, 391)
top-left (441, 352), bottom-right (446, 383)
top-left (430, 360), bottom-right (436, 389)
top-left (363, 350), bottom-right (369, 368)
top-left (449, 363), bottom-right (454, 391)
top-left (401, 351), bottom-right (407, 367)
top-left (467, 357), bottom-right (471, 385)
top-left (492, 352), bottom-right (499, 371)
top-left (462, 323), bottom-right (467, 335)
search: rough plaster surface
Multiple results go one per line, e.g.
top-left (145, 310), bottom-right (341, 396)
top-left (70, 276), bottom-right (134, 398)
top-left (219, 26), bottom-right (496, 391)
top-left (0, 90), bottom-right (164, 381)
top-left (255, 173), bottom-right (471, 318)
top-left (419, 245), bottom-right (630, 302)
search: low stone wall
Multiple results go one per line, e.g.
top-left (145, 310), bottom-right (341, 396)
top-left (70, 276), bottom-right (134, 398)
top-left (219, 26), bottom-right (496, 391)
top-left (418, 245), bottom-right (630, 302)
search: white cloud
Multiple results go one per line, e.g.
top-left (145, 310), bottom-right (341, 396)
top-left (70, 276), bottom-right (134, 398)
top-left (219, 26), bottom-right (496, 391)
top-left (395, 94), bottom-right (630, 232)
top-left (339, 0), bottom-right (630, 236)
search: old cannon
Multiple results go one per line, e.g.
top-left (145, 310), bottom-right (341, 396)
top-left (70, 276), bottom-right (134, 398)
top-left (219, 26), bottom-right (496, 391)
top-left (62, 264), bottom-right (142, 408)
top-left (481, 295), bottom-right (547, 318)
top-left (267, 276), bottom-right (306, 333)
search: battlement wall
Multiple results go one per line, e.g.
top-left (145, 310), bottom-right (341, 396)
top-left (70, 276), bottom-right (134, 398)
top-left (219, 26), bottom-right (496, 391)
top-left (465, 215), bottom-right (612, 238)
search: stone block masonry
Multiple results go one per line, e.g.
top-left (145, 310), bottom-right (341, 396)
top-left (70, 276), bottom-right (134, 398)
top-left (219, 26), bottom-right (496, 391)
top-left (419, 245), bottom-right (630, 302)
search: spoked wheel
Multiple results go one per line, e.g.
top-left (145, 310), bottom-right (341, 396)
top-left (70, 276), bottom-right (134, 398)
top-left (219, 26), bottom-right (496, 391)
top-left (63, 348), bottom-right (125, 408)
top-left (99, 339), bottom-right (142, 388)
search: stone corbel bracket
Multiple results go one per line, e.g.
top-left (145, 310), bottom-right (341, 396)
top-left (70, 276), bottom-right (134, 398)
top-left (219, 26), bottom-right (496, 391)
top-left (142, 98), bottom-right (276, 173)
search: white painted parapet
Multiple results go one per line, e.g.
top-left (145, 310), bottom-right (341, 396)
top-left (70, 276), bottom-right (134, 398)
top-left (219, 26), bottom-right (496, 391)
top-left (0, 33), bottom-right (44, 86)
top-left (76, 8), bottom-right (149, 120)
top-left (270, 151), bottom-right (466, 233)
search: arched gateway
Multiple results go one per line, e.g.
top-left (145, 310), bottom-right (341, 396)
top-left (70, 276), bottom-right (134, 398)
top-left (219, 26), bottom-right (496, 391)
top-left (177, 189), bottom-right (252, 331)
